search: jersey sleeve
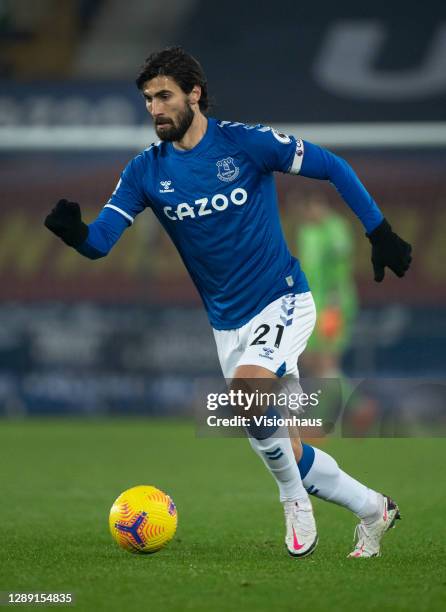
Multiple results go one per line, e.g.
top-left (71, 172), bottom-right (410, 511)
top-left (76, 206), bottom-right (129, 259)
top-left (295, 140), bottom-right (384, 233)
top-left (106, 153), bottom-right (150, 225)
top-left (237, 124), bottom-right (302, 174)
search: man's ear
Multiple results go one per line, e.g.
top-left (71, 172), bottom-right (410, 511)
top-left (189, 85), bottom-right (202, 106)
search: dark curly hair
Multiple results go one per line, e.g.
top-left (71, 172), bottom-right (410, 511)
top-left (135, 46), bottom-right (209, 113)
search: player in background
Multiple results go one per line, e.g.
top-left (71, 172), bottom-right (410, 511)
top-left (290, 191), bottom-right (359, 433)
top-left (292, 191), bottom-right (358, 379)
top-left (291, 193), bottom-right (389, 438)
top-left (44, 47), bottom-right (411, 559)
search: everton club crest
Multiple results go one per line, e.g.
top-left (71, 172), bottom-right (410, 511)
top-left (216, 157), bottom-right (239, 182)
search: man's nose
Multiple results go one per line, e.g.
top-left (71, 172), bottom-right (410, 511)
top-left (151, 98), bottom-right (164, 116)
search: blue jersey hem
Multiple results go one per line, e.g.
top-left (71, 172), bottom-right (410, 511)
top-left (209, 283), bottom-right (310, 331)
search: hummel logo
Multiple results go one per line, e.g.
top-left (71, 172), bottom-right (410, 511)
top-left (160, 180), bottom-right (174, 193)
top-left (260, 347), bottom-right (274, 360)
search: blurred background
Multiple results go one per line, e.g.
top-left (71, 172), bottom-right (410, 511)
top-left (0, 0), bottom-right (445, 417)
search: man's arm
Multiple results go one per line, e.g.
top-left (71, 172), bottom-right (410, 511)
top-left (297, 141), bottom-right (412, 282)
top-left (44, 200), bottom-right (129, 259)
top-left (45, 153), bottom-right (148, 258)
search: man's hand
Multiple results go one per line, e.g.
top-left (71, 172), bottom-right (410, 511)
top-left (366, 219), bottom-right (412, 282)
top-left (44, 199), bottom-right (89, 247)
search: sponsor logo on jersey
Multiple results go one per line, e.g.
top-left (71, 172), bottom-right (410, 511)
top-left (216, 157), bottom-right (240, 182)
top-left (163, 188), bottom-right (248, 221)
top-left (160, 180), bottom-right (174, 193)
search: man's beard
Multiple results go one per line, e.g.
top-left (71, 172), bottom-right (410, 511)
top-left (155, 104), bottom-right (194, 142)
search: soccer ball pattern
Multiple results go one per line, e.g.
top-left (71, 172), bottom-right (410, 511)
top-left (109, 485), bottom-right (177, 553)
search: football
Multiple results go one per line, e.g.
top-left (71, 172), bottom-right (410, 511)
top-left (109, 485), bottom-right (177, 554)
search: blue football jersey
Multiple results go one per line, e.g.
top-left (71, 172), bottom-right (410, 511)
top-left (84, 117), bottom-right (383, 329)
top-left (106, 118), bottom-right (309, 329)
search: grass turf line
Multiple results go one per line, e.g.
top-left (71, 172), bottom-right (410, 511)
top-left (0, 419), bottom-right (445, 612)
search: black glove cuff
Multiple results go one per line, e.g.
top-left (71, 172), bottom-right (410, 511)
top-left (60, 222), bottom-right (89, 248)
top-left (366, 218), bottom-right (392, 243)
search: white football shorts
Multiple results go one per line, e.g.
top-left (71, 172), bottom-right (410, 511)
top-left (213, 292), bottom-right (316, 380)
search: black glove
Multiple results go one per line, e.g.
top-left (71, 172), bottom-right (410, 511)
top-left (44, 199), bottom-right (89, 247)
top-left (366, 218), bottom-right (412, 282)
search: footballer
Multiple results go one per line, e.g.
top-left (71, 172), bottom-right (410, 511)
top-left (45, 47), bottom-right (412, 559)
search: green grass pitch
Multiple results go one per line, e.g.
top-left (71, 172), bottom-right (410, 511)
top-left (0, 419), bottom-right (445, 611)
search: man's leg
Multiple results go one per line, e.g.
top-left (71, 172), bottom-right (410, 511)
top-left (290, 437), bottom-right (401, 557)
top-left (235, 365), bottom-right (309, 504)
top-left (233, 364), bottom-right (318, 557)
top-left (290, 437), bottom-right (381, 520)
top-left (213, 292), bottom-right (318, 557)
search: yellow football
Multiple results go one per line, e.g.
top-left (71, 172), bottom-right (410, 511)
top-left (109, 485), bottom-right (177, 554)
